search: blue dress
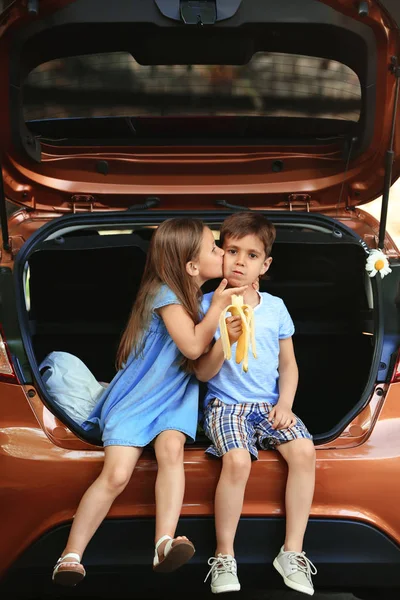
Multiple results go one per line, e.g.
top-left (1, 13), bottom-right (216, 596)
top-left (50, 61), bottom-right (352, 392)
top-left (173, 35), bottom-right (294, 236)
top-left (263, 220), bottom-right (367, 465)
top-left (81, 286), bottom-right (199, 446)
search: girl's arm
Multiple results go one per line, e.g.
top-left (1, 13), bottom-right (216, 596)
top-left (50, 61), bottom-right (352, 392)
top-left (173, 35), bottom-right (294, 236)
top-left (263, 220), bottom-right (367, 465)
top-left (194, 315), bottom-right (242, 380)
top-left (159, 281), bottom-right (246, 361)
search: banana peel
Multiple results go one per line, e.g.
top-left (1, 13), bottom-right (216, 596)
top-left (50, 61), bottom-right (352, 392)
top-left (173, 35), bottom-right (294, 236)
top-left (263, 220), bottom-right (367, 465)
top-left (219, 295), bottom-right (256, 372)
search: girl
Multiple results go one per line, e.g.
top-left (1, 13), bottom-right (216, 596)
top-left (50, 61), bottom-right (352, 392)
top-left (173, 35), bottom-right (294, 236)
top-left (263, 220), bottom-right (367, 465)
top-left (52, 218), bottom-right (247, 586)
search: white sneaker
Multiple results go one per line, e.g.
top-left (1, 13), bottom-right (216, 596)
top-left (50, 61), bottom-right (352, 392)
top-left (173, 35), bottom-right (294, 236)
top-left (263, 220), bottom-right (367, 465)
top-left (273, 546), bottom-right (317, 596)
top-left (205, 554), bottom-right (241, 594)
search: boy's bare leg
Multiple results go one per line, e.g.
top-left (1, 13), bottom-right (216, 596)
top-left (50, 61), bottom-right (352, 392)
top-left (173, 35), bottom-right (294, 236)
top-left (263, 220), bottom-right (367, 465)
top-left (214, 448), bottom-right (252, 556)
top-left (153, 430), bottom-right (189, 556)
top-left (276, 438), bottom-right (316, 552)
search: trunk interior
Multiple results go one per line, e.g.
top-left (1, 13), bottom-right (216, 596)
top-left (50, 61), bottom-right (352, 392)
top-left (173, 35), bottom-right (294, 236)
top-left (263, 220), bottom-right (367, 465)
top-left (24, 220), bottom-right (375, 442)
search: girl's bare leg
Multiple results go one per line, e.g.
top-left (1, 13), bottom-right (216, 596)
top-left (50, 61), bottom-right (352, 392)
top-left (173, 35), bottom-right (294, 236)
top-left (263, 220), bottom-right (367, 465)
top-left (153, 431), bottom-right (188, 556)
top-left (60, 445), bottom-right (143, 560)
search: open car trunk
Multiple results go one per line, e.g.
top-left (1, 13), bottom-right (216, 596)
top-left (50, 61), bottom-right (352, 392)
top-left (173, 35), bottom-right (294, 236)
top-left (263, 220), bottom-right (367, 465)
top-left (15, 211), bottom-right (379, 445)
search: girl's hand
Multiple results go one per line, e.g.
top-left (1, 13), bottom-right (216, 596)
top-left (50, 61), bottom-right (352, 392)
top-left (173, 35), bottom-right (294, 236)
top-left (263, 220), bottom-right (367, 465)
top-left (212, 279), bottom-right (248, 311)
top-left (225, 315), bottom-right (242, 345)
top-left (268, 403), bottom-right (297, 430)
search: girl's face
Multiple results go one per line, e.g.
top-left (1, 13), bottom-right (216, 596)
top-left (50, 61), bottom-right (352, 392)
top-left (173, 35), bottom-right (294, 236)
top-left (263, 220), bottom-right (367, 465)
top-left (194, 227), bottom-right (224, 285)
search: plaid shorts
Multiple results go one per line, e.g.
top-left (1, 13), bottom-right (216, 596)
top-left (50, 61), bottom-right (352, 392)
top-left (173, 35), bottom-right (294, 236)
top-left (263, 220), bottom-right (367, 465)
top-left (203, 399), bottom-right (312, 460)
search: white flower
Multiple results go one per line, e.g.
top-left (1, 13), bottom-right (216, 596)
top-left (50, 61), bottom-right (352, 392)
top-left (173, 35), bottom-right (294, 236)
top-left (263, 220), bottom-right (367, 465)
top-left (365, 249), bottom-right (392, 279)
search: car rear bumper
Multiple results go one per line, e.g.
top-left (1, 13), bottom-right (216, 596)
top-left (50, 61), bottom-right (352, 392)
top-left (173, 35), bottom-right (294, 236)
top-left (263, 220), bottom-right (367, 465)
top-left (3, 517), bottom-right (400, 596)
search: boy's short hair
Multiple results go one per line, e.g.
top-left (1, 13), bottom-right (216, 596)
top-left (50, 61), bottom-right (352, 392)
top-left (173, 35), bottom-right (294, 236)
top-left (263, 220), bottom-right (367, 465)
top-left (220, 212), bottom-right (276, 258)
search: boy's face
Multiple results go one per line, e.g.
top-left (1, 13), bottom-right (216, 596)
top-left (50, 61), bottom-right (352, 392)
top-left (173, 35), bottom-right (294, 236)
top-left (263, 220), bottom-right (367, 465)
top-left (222, 234), bottom-right (272, 287)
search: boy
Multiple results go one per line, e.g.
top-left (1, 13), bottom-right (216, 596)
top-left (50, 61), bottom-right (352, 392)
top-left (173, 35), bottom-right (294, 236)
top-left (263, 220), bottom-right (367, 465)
top-left (196, 213), bottom-right (316, 596)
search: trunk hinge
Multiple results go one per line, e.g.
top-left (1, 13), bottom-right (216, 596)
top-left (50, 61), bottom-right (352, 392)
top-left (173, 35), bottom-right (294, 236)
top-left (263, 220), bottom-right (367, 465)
top-left (70, 194), bottom-right (95, 213)
top-left (378, 56), bottom-right (400, 249)
top-left (287, 193), bottom-right (311, 212)
top-left (0, 164), bottom-right (10, 252)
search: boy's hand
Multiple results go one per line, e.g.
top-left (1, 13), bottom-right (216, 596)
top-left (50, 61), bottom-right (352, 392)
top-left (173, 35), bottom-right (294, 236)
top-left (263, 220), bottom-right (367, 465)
top-left (252, 278), bottom-right (260, 291)
top-left (225, 315), bottom-right (242, 345)
top-left (268, 403), bottom-right (297, 430)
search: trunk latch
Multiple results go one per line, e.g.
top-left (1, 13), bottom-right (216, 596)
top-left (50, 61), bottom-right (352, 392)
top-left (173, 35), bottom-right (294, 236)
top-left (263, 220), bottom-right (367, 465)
top-left (287, 194), bottom-right (311, 212)
top-left (180, 1), bottom-right (217, 25)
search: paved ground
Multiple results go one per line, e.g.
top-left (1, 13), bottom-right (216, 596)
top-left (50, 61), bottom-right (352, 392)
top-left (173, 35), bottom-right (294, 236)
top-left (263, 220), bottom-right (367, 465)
top-left (26, 590), bottom-right (390, 600)
top-left (12, 589), bottom-right (390, 600)
top-left (244, 594), bottom-right (363, 600)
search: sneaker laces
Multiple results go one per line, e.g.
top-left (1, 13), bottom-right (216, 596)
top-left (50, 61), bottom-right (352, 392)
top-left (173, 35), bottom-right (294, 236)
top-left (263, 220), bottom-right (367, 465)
top-left (204, 555), bottom-right (237, 583)
top-left (288, 552), bottom-right (317, 582)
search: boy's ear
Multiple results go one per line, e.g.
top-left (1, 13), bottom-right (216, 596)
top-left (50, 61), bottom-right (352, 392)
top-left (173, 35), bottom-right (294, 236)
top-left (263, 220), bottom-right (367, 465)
top-left (260, 256), bottom-right (272, 276)
top-left (186, 261), bottom-right (198, 277)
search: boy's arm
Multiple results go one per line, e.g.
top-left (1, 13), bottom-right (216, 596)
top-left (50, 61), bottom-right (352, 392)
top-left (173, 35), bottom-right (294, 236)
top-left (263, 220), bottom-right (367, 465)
top-left (268, 337), bottom-right (299, 430)
top-left (194, 338), bottom-right (225, 382)
top-left (194, 315), bottom-right (242, 381)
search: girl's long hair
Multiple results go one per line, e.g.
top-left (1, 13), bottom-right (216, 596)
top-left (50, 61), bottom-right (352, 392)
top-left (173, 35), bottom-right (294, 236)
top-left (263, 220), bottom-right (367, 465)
top-left (116, 218), bottom-right (205, 372)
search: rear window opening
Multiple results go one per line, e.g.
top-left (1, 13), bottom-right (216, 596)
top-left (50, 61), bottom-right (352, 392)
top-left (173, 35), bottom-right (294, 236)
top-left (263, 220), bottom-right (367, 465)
top-left (10, 2), bottom-right (377, 157)
top-left (23, 51), bottom-right (361, 143)
top-left (19, 218), bottom-right (378, 446)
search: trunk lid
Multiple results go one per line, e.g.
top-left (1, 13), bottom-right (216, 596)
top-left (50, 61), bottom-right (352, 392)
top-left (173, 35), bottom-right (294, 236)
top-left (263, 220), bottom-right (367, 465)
top-left (0, 0), bottom-right (399, 216)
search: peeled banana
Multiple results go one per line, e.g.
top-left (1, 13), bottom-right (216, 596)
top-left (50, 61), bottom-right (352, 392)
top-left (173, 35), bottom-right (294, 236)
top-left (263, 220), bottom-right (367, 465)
top-left (219, 295), bottom-right (257, 372)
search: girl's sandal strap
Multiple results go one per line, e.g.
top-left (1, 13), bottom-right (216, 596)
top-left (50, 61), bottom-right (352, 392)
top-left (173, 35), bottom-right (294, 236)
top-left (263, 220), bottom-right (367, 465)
top-left (153, 536), bottom-right (195, 573)
top-left (153, 535), bottom-right (173, 567)
top-left (52, 553), bottom-right (86, 587)
top-left (55, 552), bottom-right (81, 565)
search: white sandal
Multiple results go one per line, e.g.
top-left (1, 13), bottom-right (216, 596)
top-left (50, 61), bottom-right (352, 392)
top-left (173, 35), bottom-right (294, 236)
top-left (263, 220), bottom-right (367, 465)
top-left (153, 535), bottom-right (195, 573)
top-left (52, 552), bottom-right (86, 586)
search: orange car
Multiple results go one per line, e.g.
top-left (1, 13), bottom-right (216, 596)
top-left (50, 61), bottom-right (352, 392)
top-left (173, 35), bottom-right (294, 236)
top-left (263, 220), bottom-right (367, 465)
top-left (1, 0), bottom-right (400, 597)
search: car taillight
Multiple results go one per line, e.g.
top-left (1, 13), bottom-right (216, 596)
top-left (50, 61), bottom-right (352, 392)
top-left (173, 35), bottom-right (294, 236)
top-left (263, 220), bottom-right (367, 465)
top-left (391, 350), bottom-right (400, 383)
top-left (0, 327), bottom-right (18, 383)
